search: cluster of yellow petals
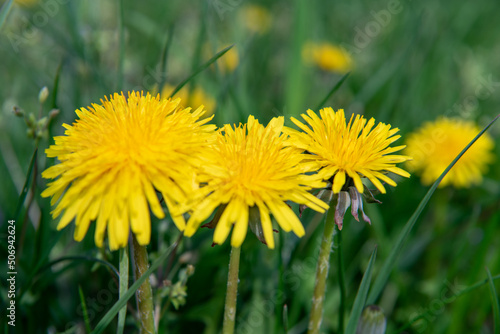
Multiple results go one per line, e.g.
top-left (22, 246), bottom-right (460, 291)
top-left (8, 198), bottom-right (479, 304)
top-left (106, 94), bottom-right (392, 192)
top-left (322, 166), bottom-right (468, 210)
top-left (405, 117), bottom-right (494, 188)
top-left (43, 93), bottom-right (414, 250)
top-left (183, 115), bottom-right (329, 248)
top-left (42, 92), bottom-right (215, 250)
top-left (285, 108), bottom-right (411, 194)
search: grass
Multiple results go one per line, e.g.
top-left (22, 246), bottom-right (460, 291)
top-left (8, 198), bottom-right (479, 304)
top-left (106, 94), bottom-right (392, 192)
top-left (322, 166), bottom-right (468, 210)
top-left (1, 0), bottom-right (500, 333)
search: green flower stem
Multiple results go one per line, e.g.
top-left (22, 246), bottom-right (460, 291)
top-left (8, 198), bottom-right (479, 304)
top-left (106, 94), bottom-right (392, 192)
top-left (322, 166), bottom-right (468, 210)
top-left (337, 229), bottom-right (346, 334)
top-left (132, 235), bottom-right (155, 334)
top-left (223, 246), bottom-right (241, 334)
top-left (308, 199), bottom-right (337, 334)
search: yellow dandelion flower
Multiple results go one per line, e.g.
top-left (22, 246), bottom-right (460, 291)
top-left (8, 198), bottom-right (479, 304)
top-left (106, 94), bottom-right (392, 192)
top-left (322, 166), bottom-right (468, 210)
top-left (286, 108), bottom-right (411, 195)
top-left (41, 92), bottom-right (216, 250)
top-left (303, 42), bottom-right (353, 73)
top-left (239, 4), bottom-right (272, 35)
top-left (183, 115), bottom-right (329, 249)
top-left (405, 117), bottom-right (494, 188)
top-left (161, 84), bottom-right (217, 117)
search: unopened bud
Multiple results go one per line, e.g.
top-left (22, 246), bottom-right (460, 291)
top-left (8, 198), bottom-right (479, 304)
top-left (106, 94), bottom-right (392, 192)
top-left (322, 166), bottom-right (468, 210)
top-left (356, 305), bottom-right (387, 334)
top-left (26, 128), bottom-right (35, 138)
top-left (49, 109), bottom-right (60, 119)
top-left (38, 86), bottom-right (49, 103)
top-left (186, 264), bottom-right (195, 276)
top-left (37, 117), bottom-right (48, 129)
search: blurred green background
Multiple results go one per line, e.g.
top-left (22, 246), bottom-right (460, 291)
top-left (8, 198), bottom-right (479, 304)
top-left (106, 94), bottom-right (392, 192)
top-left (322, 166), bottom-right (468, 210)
top-left (1, 0), bottom-right (499, 333)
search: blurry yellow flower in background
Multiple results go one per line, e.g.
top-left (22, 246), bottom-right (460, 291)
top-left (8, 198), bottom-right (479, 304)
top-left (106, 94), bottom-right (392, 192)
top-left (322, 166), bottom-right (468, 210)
top-left (405, 117), bottom-right (494, 188)
top-left (183, 116), bottom-right (329, 249)
top-left (239, 4), bottom-right (272, 35)
top-left (42, 92), bottom-right (216, 250)
top-left (303, 42), bottom-right (353, 73)
top-left (161, 84), bottom-right (217, 117)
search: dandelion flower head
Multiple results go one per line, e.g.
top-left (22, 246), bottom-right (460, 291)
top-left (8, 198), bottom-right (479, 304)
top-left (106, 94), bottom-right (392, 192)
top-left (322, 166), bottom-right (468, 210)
top-left (41, 92), bottom-right (216, 250)
top-left (286, 108), bottom-right (411, 195)
top-left (183, 115), bottom-right (329, 249)
top-left (302, 42), bottom-right (353, 73)
top-left (405, 117), bottom-right (494, 188)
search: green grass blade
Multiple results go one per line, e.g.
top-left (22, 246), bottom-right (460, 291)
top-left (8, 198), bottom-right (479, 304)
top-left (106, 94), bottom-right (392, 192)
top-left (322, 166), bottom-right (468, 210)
top-left (116, 0), bottom-right (125, 92)
top-left (315, 72), bottom-right (351, 111)
top-left (367, 113), bottom-right (500, 305)
top-left (345, 247), bottom-right (377, 334)
top-left (393, 273), bottom-right (500, 333)
top-left (158, 24), bottom-right (175, 93)
top-left (79, 285), bottom-right (92, 333)
top-left (14, 148), bottom-right (38, 221)
top-left (338, 230), bottom-right (346, 334)
top-left (0, 0), bottom-right (13, 32)
top-left (170, 44), bottom-right (234, 97)
top-left (117, 246), bottom-right (129, 334)
top-left (91, 239), bottom-right (179, 334)
top-left (486, 267), bottom-right (500, 334)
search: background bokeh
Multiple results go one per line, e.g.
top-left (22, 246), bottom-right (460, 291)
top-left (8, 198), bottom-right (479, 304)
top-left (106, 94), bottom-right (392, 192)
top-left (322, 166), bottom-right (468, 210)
top-left (1, 0), bottom-right (499, 333)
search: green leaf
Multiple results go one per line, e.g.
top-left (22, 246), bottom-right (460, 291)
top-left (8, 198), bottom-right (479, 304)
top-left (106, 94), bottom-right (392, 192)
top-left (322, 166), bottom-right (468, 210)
top-left (486, 267), bottom-right (500, 334)
top-left (117, 246), bottom-right (129, 334)
top-left (14, 148), bottom-right (38, 221)
top-left (170, 44), bottom-right (234, 98)
top-left (345, 247), bottom-right (377, 334)
top-left (78, 285), bottom-right (92, 333)
top-left (315, 72), bottom-right (351, 111)
top-left (91, 239), bottom-right (179, 334)
top-left (367, 113), bottom-right (500, 305)
top-left (393, 273), bottom-right (500, 333)
top-left (0, 0), bottom-right (13, 33)
top-left (116, 0), bottom-right (125, 92)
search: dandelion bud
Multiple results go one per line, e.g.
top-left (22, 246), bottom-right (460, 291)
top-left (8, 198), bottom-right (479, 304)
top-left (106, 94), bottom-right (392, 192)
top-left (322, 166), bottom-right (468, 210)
top-left (356, 305), bottom-right (387, 334)
top-left (49, 109), bottom-right (60, 119)
top-left (38, 86), bottom-right (49, 104)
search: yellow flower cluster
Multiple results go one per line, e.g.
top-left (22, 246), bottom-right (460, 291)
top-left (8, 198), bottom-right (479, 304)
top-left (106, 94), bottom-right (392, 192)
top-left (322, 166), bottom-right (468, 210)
top-left (42, 93), bottom-right (411, 250)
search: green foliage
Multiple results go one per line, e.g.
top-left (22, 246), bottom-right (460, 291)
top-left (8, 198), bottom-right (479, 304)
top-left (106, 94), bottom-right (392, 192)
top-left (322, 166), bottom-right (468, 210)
top-left (1, 0), bottom-right (500, 333)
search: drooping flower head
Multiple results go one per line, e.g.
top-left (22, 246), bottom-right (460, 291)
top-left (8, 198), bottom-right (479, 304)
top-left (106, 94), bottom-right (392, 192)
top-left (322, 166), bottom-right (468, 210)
top-left (41, 92), bottom-right (216, 250)
top-left (405, 117), bottom-right (494, 188)
top-left (286, 108), bottom-right (411, 228)
top-left (183, 115), bottom-right (329, 249)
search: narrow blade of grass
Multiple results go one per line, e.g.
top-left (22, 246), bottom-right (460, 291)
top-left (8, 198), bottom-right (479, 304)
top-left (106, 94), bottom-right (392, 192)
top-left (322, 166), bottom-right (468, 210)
top-left (393, 273), bottom-right (500, 333)
top-left (170, 45), bottom-right (234, 98)
top-left (117, 246), bottom-right (129, 334)
top-left (91, 238), bottom-right (179, 334)
top-left (116, 0), bottom-right (125, 92)
top-left (0, 0), bottom-right (13, 32)
top-left (158, 24), bottom-right (175, 93)
top-left (337, 230), bottom-right (346, 334)
top-left (367, 113), bottom-right (500, 304)
top-left (486, 267), bottom-right (500, 334)
top-left (315, 72), bottom-right (350, 111)
top-left (78, 285), bottom-right (92, 333)
top-left (14, 148), bottom-right (38, 221)
top-left (345, 247), bottom-right (377, 334)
